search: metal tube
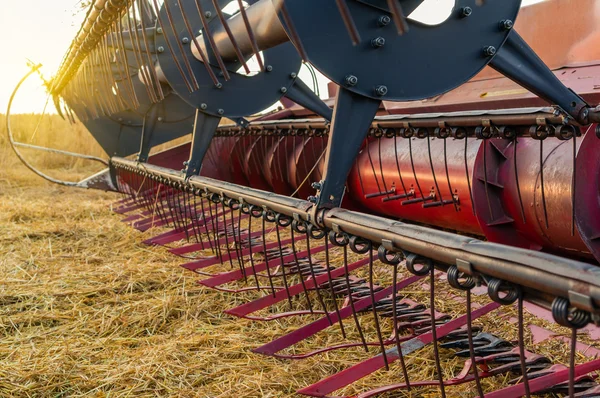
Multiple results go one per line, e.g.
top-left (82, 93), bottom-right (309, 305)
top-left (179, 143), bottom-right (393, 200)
top-left (110, 156), bottom-right (600, 314)
top-left (191, 0), bottom-right (289, 64)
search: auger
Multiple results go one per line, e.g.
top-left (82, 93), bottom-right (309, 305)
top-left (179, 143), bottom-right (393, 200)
top-left (7, 0), bottom-right (600, 396)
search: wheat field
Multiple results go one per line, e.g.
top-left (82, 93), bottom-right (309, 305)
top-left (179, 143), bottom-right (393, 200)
top-left (0, 114), bottom-right (590, 397)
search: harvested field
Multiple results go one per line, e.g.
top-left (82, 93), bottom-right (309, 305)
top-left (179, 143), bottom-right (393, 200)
top-left (1, 115), bottom-right (597, 397)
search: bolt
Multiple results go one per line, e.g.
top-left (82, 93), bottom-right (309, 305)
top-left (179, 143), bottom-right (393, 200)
top-left (182, 37), bottom-right (189, 44)
top-left (378, 15), bottom-right (391, 26)
top-left (500, 19), bottom-right (513, 30)
top-left (266, 65), bottom-right (273, 72)
top-left (204, 11), bottom-right (212, 18)
top-left (183, 161), bottom-right (189, 166)
top-left (156, 27), bottom-right (163, 34)
top-left (280, 87), bottom-right (288, 93)
top-left (218, 109), bottom-right (224, 115)
top-left (157, 46), bottom-right (165, 53)
top-left (307, 195), bottom-right (318, 203)
top-left (200, 103), bottom-right (207, 110)
top-left (375, 85), bottom-right (388, 96)
top-left (157, 117), bottom-right (163, 122)
top-left (216, 82), bottom-right (223, 89)
top-left (290, 72), bottom-right (297, 78)
top-left (345, 75), bottom-right (358, 86)
top-left (311, 181), bottom-right (322, 190)
top-left (461, 6), bottom-right (472, 17)
top-left (483, 46), bottom-right (497, 56)
top-left (371, 36), bottom-right (386, 48)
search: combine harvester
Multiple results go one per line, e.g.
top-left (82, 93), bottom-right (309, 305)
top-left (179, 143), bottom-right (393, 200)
top-left (8, 0), bottom-right (600, 395)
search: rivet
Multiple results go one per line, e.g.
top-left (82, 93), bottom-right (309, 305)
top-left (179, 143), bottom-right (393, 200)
top-left (500, 19), bottom-right (514, 30)
top-left (375, 85), bottom-right (388, 96)
top-left (345, 75), bottom-right (358, 86)
top-left (371, 36), bottom-right (386, 48)
top-left (378, 15), bottom-right (391, 26)
top-left (483, 46), bottom-right (497, 56)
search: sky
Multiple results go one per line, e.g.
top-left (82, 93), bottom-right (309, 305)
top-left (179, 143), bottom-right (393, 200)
top-left (0, 0), bottom-right (546, 115)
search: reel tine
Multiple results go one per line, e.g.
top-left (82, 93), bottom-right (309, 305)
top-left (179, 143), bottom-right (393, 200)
top-left (116, 18), bottom-right (140, 108)
top-left (513, 137), bottom-right (527, 224)
top-left (136, 0), bottom-right (165, 100)
top-left (442, 133), bottom-right (459, 212)
top-left (482, 137), bottom-right (495, 220)
top-left (426, 132), bottom-right (446, 206)
top-left (236, 0), bottom-right (264, 71)
top-left (126, 3), bottom-right (158, 103)
top-left (247, 209), bottom-right (261, 289)
top-left (343, 244), bottom-right (369, 351)
top-left (365, 137), bottom-right (383, 196)
top-left (466, 289), bottom-right (484, 397)
top-left (335, 0), bottom-right (361, 45)
top-left (429, 268), bottom-right (447, 398)
top-left (517, 295), bottom-right (533, 398)
top-left (179, 0), bottom-right (220, 86)
top-left (324, 235), bottom-right (347, 338)
top-left (407, 130), bottom-right (427, 202)
top-left (152, 0), bottom-right (196, 92)
top-left (386, 0), bottom-right (409, 35)
top-left (391, 261), bottom-right (411, 389)
top-left (194, 0), bottom-right (230, 81)
top-left (305, 226), bottom-right (333, 325)
top-left (464, 135), bottom-right (475, 216)
top-left (278, 2), bottom-right (308, 61)
top-left (378, 132), bottom-right (393, 199)
top-left (261, 213), bottom-right (277, 296)
top-left (274, 219), bottom-right (292, 306)
top-left (539, 139), bottom-right (550, 229)
top-left (211, 0), bottom-right (251, 75)
top-left (290, 228), bottom-right (313, 311)
top-left (367, 245), bottom-right (389, 370)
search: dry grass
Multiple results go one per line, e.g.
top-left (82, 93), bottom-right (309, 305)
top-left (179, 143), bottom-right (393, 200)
top-left (1, 115), bottom-right (598, 397)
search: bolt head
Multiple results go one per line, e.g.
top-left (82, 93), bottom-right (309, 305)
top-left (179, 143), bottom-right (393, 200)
top-left (204, 11), bottom-right (212, 18)
top-left (371, 36), bottom-right (386, 48)
top-left (483, 46), bottom-right (497, 56)
top-left (311, 182), bottom-right (322, 190)
top-left (500, 19), bottom-right (513, 30)
top-left (378, 15), bottom-right (391, 26)
top-left (266, 65), bottom-right (273, 72)
top-left (280, 87), bottom-right (288, 93)
top-left (182, 37), bottom-right (189, 44)
top-left (461, 6), bottom-right (472, 17)
top-left (217, 109), bottom-right (224, 115)
top-left (216, 82), bottom-right (223, 89)
top-left (345, 75), bottom-right (358, 86)
top-left (290, 72), bottom-right (297, 78)
top-left (307, 195), bottom-right (318, 203)
top-left (375, 85), bottom-right (388, 96)
top-left (156, 27), bottom-right (163, 34)
top-left (200, 103), bottom-right (207, 110)
top-left (157, 46), bottom-right (165, 53)
top-left (157, 117), bottom-right (163, 122)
